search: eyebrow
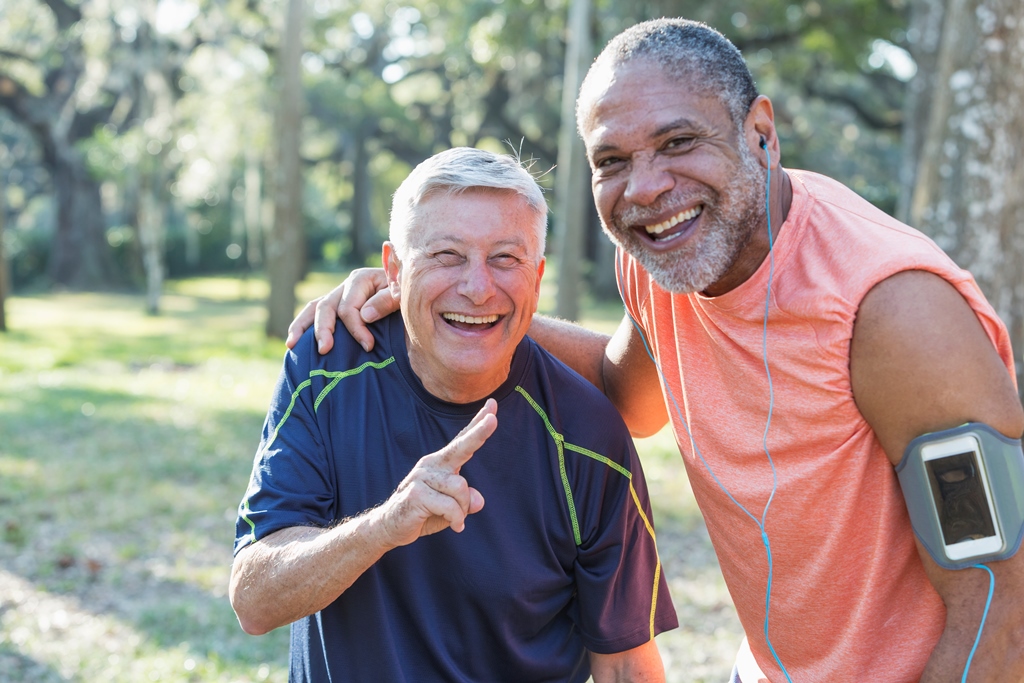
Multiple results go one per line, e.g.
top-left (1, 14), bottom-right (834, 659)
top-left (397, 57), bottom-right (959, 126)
top-left (652, 117), bottom-right (701, 138)
top-left (423, 235), bottom-right (529, 250)
top-left (588, 117), bottom-right (702, 158)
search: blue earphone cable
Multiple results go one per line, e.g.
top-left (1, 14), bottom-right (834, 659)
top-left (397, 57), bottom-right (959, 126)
top-left (961, 563), bottom-right (994, 683)
top-left (616, 144), bottom-right (997, 682)
top-left (615, 146), bottom-right (792, 682)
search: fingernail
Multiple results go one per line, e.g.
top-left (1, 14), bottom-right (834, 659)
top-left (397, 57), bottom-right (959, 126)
top-left (362, 306), bottom-right (378, 322)
top-left (317, 338), bottom-right (326, 352)
top-left (361, 341), bottom-right (371, 353)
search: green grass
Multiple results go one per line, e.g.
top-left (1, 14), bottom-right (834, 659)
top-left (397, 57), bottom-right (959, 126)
top-left (0, 271), bottom-right (734, 682)
top-left (0, 277), bottom-right (294, 682)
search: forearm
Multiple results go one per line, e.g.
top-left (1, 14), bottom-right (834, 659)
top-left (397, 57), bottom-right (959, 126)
top-left (528, 315), bottom-right (612, 392)
top-left (589, 640), bottom-right (665, 683)
top-left (230, 510), bottom-right (392, 635)
top-left (921, 596), bottom-right (1024, 682)
top-left (529, 313), bottom-right (668, 436)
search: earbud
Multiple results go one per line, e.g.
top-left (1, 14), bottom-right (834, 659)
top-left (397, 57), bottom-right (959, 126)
top-left (759, 136), bottom-right (767, 149)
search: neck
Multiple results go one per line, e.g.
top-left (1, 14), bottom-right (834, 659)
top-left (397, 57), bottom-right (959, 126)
top-left (407, 343), bottom-right (511, 404)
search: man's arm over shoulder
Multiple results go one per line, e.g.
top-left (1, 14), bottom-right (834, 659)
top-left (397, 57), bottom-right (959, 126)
top-left (529, 313), bottom-right (668, 437)
top-left (851, 269), bottom-right (1024, 681)
top-left (284, 268), bottom-right (670, 435)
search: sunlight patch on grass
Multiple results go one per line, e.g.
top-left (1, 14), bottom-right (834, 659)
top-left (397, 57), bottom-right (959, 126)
top-left (0, 286), bottom-right (291, 681)
top-left (0, 457), bottom-right (41, 480)
top-left (0, 569), bottom-right (287, 683)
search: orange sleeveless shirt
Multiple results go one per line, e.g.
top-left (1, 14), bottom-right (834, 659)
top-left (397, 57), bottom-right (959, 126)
top-left (618, 170), bottom-right (1016, 682)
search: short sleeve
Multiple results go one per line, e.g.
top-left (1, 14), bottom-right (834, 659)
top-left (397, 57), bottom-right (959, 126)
top-left (234, 332), bottom-right (335, 555)
top-left (568, 412), bottom-right (678, 653)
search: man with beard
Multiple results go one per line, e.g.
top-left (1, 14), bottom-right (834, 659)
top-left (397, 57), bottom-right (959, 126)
top-left (288, 19), bottom-right (1024, 683)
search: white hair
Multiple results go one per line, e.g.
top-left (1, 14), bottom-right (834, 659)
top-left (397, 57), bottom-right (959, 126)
top-left (389, 147), bottom-right (548, 260)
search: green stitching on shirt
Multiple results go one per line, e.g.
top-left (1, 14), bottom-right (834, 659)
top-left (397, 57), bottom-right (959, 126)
top-left (263, 377), bottom-right (313, 453)
top-left (515, 386), bottom-right (580, 545)
top-left (242, 356), bottom-right (396, 546)
top-left (514, 384), bottom-right (662, 638)
top-left (563, 442), bottom-right (631, 479)
top-left (312, 359), bottom-right (395, 412)
top-left (240, 498), bottom-right (257, 545)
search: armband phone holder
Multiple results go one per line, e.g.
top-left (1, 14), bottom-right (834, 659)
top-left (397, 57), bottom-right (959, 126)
top-left (897, 423), bottom-right (1024, 570)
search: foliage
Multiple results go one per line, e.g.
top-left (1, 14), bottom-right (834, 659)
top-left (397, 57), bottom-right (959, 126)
top-left (0, 0), bottom-right (915, 296)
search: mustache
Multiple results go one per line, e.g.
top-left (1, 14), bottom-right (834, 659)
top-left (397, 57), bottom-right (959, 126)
top-left (614, 195), bottom-right (713, 227)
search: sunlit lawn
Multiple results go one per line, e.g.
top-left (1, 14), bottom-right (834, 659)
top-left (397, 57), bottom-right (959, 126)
top-left (0, 270), bottom-right (738, 682)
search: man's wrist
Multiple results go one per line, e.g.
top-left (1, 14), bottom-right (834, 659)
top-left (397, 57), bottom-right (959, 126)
top-left (357, 501), bottom-right (403, 553)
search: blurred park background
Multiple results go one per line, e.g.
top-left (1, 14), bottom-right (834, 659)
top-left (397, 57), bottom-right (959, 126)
top-left (1, 0), bottom-right (1023, 681)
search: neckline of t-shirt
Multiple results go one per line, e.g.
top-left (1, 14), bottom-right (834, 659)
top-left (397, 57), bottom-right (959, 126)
top-left (385, 312), bottom-right (531, 416)
top-left (692, 169), bottom-right (811, 314)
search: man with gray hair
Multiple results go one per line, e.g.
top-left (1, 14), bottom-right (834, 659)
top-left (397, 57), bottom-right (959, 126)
top-left (230, 147), bottom-right (677, 682)
top-left (292, 19), bottom-right (1024, 683)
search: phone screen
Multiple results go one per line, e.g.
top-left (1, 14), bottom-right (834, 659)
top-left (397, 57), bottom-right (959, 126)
top-left (925, 450), bottom-right (997, 545)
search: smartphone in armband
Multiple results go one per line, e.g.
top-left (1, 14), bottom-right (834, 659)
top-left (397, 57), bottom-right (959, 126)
top-left (898, 423), bottom-right (1024, 570)
top-left (920, 433), bottom-right (1003, 561)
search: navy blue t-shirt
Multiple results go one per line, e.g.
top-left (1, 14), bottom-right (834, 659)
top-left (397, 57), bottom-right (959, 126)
top-left (235, 313), bottom-right (677, 682)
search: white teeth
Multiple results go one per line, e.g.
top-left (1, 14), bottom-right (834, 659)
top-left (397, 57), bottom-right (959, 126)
top-left (442, 313), bottom-right (500, 325)
top-left (645, 205), bottom-right (703, 235)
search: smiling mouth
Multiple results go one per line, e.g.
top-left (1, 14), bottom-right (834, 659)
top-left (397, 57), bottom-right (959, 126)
top-left (441, 313), bottom-right (501, 329)
top-left (642, 205), bottom-right (703, 242)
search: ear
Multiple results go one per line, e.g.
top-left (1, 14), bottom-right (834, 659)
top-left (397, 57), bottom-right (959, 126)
top-left (534, 257), bottom-right (546, 309)
top-left (744, 95), bottom-right (780, 170)
top-left (382, 242), bottom-right (403, 302)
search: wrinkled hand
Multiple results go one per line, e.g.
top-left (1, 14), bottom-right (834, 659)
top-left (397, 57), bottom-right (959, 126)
top-left (286, 268), bottom-right (396, 354)
top-left (374, 400), bottom-right (497, 549)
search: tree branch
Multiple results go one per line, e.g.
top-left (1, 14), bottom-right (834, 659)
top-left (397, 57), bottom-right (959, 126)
top-left (0, 49), bottom-right (39, 66)
top-left (803, 79), bottom-right (902, 131)
top-left (40, 0), bottom-right (82, 31)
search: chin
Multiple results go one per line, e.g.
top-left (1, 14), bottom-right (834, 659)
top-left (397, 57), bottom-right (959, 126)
top-left (619, 242), bottom-right (724, 294)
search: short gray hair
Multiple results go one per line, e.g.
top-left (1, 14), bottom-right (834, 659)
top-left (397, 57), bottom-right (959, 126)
top-left (389, 147), bottom-right (548, 260)
top-left (578, 18), bottom-right (759, 133)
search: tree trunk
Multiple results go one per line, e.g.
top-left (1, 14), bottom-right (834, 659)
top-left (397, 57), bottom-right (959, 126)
top-left (265, 0), bottom-right (306, 339)
top-left (138, 172), bottom-right (165, 315)
top-left (588, 197), bottom-right (618, 300)
top-left (349, 126), bottom-right (375, 266)
top-left (895, 0), bottom-right (945, 223)
top-left (244, 148), bottom-right (264, 270)
top-left (901, 0), bottom-right (1024, 399)
top-left (47, 147), bottom-right (117, 290)
top-left (0, 1), bottom-right (118, 291)
top-left (0, 165), bottom-right (7, 332)
top-left (553, 0), bottom-right (592, 321)
top-left (134, 21), bottom-right (174, 315)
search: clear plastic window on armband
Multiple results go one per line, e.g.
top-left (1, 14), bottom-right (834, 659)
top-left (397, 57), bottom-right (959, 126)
top-left (896, 423), bottom-right (1024, 570)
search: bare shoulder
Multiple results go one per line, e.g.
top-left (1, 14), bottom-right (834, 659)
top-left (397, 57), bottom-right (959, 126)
top-left (850, 270), bottom-right (1023, 463)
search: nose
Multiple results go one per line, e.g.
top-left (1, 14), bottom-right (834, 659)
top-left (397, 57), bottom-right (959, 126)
top-left (457, 259), bottom-right (497, 304)
top-left (622, 155), bottom-right (674, 207)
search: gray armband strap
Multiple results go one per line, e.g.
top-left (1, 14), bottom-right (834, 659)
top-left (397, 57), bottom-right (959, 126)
top-left (896, 423), bottom-right (1024, 570)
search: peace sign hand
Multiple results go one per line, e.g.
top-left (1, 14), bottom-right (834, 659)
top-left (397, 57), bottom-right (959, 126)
top-left (374, 399), bottom-right (496, 549)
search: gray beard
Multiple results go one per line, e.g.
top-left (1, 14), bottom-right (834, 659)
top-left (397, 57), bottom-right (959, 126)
top-left (606, 150), bottom-right (766, 294)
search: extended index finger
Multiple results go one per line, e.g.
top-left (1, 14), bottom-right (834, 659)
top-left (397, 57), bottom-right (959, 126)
top-left (432, 399), bottom-right (498, 471)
